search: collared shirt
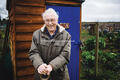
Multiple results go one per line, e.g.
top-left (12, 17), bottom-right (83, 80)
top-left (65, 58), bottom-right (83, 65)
top-left (45, 26), bottom-right (58, 39)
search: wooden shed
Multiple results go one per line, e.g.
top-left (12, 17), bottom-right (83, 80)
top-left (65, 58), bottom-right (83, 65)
top-left (8, 0), bottom-right (85, 80)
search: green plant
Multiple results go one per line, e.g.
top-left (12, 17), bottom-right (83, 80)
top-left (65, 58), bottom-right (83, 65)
top-left (114, 32), bottom-right (120, 49)
top-left (82, 50), bottom-right (95, 68)
top-left (0, 30), bottom-right (5, 39)
top-left (81, 30), bottom-right (120, 80)
top-left (106, 32), bottom-right (115, 42)
top-left (83, 36), bottom-right (106, 51)
top-left (81, 50), bottom-right (120, 80)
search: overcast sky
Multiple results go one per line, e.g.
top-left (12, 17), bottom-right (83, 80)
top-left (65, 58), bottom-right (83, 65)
top-left (82, 0), bottom-right (120, 22)
top-left (0, 0), bottom-right (120, 22)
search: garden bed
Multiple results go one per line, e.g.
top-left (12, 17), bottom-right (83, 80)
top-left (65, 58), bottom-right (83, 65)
top-left (80, 27), bottom-right (120, 80)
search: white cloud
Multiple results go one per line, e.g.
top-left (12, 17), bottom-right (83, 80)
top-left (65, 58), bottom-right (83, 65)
top-left (82, 0), bottom-right (120, 22)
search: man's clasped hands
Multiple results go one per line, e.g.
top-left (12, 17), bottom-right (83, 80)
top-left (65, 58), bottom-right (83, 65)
top-left (37, 64), bottom-right (53, 75)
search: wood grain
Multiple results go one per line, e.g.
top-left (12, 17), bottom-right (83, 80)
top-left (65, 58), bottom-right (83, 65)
top-left (16, 24), bottom-right (43, 32)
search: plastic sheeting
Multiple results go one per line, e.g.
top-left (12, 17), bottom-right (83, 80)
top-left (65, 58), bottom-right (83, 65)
top-left (0, 0), bottom-right (8, 20)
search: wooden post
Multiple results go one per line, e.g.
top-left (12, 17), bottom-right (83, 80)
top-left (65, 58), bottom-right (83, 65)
top-left (95, 22), bottom-right (99, 77)
top-left (79, 4), bottom-right (82, 80)
top-left (10, 0), bottom-right (17, 80)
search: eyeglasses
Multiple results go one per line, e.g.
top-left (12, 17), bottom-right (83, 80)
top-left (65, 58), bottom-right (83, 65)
top-left (44, 18), bottom-right (56, 23)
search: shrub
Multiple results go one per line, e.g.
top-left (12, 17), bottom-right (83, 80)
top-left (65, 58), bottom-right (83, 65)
top-left (83, 36), bottom-right (106, 51)
top-left (81, 50), bottom-right (120, 80)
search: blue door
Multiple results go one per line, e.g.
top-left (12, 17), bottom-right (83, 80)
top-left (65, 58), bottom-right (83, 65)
top-left (47, 6), bottom-right (80, 80)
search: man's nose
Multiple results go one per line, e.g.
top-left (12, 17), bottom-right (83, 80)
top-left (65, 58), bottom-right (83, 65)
top-left (48, 21), bottom-right (52, 25)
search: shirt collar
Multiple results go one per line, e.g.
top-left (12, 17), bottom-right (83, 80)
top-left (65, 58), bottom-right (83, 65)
top-left (45, 26), bottom-right (59, 39)
top-left (41, 24), bottom-right (65, 33)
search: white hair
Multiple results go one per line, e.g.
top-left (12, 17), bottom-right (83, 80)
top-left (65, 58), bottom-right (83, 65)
top-left (42, 8), bottom-right (59, 20)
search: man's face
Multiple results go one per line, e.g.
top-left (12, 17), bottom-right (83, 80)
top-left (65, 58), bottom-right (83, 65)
top-left (44, 15), bottom-right (58, 32)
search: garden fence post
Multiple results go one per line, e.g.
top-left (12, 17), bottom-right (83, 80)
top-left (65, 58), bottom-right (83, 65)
top-left (95, 22), bottom-right (99, 77)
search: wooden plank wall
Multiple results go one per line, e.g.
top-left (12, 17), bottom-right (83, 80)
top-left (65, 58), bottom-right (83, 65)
top-left (46, 0), bottom-right (81, 6)
top-left (9, 0), bottom-right (45, 80)
top-left (15, 0), bottom-right (45, 79)
top-left (9, 0), bottom-right (81, 80)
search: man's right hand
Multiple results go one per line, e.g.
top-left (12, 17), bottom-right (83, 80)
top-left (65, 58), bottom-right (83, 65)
top-left (37, 64), bottom-right (48, 75)
top-left (46, 64), bottom-right (53, 75)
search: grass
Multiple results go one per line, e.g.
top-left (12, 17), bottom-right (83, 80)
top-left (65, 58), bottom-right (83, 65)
top-left (81, 29), bottom-right (94, 42)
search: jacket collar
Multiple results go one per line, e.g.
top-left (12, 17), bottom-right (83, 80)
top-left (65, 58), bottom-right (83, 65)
top-left (40, 24), bottom-right (65, 33)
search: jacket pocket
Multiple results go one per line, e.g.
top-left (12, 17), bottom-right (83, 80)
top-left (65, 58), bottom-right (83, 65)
top-left (38, 43), bottom-right (49, 60)
top-left (60, 66), bottom-right (65, 72)
top-left (53, 42), bottom-right (64, 56)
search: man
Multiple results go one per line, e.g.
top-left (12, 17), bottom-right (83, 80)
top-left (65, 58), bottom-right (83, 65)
top-left (29, 8), bottom-right (71, 80)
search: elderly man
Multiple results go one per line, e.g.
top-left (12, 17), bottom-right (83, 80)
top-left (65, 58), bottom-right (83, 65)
top-left (29, 8), bottom-right (71, 80)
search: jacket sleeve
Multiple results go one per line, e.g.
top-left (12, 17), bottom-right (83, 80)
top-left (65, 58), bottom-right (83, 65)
top-left (29, 31), bottom-right (44, 69)
top-left (49, 33), bottom-right (71, 71)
